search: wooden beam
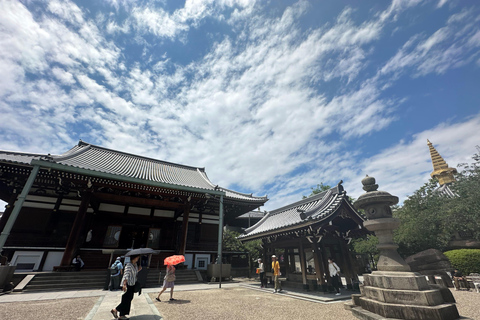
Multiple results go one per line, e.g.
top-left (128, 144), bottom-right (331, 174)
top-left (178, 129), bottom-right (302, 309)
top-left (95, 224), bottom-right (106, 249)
top-left (94, 192), bottom-right (185, 209)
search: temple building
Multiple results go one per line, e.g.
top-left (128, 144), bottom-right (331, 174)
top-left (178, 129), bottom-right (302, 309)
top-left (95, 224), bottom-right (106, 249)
top-left (239, 182), bottom-right (366, 291)
top-left (0, 141), bottom-right (267, 271)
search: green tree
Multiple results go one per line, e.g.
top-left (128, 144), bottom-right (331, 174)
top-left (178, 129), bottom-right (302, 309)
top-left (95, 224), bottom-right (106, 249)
top-left (223, 230), bottom-right (262, 268)
top-left (303, 183), bottom-right (331, 199)
top-left (393, 179), bottom-right (451, 257)
top-left (350, 235), bottom-right (379, 269)
top-left (392, 155), bottom-right (480, 257)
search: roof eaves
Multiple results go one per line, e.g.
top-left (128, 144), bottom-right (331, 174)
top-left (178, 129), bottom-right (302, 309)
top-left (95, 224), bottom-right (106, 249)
top-left (31, 159), bottom-right (226, 196)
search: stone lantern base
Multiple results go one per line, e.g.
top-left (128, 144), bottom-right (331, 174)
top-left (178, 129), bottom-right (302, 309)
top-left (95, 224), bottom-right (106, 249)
top-left (345, 271), bottom-right (467, 320)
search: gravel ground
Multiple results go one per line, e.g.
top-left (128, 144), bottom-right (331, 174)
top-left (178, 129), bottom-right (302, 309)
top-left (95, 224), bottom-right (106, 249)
top-left (0, 296), bottom-right (98, 320)
top-left (150, 287), bottom-right (356, 320)
top-left (150, 288), bottom-right (480, 320)
top-left (450, 289), bottom-right (480, 319)
top-left (0, 287), bottom-right (477, 320)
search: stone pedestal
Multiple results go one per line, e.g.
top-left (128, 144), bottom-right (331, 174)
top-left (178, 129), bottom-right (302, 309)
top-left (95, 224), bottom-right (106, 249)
top-left (346, 176), bottom-right (464, 320)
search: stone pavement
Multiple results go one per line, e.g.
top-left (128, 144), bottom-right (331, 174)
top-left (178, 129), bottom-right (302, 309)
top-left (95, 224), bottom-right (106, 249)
top-left (0, 280), bottom-right (353, 319)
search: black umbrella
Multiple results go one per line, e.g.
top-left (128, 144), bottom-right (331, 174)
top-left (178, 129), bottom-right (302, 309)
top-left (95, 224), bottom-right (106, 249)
top-left (125, 248), bottom-right (158, 257)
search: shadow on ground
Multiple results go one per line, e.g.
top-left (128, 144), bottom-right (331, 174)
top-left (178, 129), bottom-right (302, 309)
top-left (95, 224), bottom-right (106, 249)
top-left (125, 316), bottom-right (162, 320)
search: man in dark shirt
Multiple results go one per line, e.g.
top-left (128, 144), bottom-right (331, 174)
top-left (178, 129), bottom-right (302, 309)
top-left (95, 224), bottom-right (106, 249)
top-left (452, 269), bottom-right (469, 291)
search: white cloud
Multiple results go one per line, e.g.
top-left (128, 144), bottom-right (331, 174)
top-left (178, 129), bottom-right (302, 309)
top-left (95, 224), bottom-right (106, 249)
top-left (380, 8), bottom-right (480, 77)
top-left (344, 114), bottom-right (480, 204)
top-left (0, 0), bottom-right (479, 215)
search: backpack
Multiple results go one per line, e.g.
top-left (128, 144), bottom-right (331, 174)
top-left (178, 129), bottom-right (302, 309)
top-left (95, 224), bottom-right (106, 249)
top-left (110, 262), bottom-right (119, 275)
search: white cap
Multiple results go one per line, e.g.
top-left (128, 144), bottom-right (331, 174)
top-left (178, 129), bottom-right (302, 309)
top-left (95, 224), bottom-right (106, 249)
top-left (272, 255), bottom-right (276, 258)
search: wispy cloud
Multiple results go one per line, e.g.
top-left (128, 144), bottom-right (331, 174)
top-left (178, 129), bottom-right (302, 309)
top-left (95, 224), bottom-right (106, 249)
top-left (0, 0), bottom-right (479, 213)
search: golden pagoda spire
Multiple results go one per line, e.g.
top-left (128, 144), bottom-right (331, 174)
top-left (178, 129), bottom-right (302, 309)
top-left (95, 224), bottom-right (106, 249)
top-left (427, 139), bottom-right (457, 185)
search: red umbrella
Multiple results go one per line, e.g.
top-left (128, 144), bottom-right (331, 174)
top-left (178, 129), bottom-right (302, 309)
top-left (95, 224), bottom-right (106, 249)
top-left (164, 255), bottom-right (185, 265)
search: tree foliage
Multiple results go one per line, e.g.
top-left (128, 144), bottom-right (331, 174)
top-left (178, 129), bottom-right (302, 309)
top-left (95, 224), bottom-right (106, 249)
top-left (223, 230), bottom-right (262, 266)
top-left (393, 157), bottom-right (480, 257)
top-left (302, 183), bottom-right (331, 199)
top-left (350, 235), bottom-right (379, 269)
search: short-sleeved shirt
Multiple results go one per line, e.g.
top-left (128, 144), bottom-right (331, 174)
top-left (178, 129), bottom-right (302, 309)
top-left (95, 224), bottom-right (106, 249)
top-left (272, 261), bottom-right (280, 276)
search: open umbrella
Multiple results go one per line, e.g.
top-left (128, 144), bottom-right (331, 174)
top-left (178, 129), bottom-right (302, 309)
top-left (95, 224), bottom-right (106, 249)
top-left (125, 248), bottom-right (158, 257)
top-left (164, 255), bottom-right (185, 265)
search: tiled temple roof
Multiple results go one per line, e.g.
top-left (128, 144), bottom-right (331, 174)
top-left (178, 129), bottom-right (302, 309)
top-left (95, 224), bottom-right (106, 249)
top-left (0, 141), bottom-right (267, 203)
top-left (239, 185), bottom-right (358, 240)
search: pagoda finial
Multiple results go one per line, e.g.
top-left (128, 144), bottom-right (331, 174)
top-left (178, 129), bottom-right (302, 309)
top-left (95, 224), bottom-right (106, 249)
top-left (427, 140), bottom-right (457, 185)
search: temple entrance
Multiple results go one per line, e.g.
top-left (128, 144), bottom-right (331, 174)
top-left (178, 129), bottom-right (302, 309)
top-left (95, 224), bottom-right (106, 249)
top-left (119, 224), bottom-right (150, 249)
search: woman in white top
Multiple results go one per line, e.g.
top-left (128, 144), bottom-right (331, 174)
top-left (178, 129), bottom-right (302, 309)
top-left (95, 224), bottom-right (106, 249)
top-left (258, 258), bottom-right (265, 288)
top-left (328, 257), bottom-right (341, 295)
top-left (156, 264), bottom-right (176, 302)
top-left (111, 255), bottom-right (142, 319)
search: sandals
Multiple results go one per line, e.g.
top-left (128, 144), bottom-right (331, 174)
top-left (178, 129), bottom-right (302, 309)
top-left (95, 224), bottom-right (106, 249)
top-left (110, 309), bottom-right (118, 319)
top-left (155, 297), bottom-right (161, 302)
top-left (170, 298), bottom-right (176, 301)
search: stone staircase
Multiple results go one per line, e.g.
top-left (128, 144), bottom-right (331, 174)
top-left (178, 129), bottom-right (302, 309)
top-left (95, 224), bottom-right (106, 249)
top-left (22, 268), bottom-right (202, 292)
top-left (23, 270), bottom-right (108, 292)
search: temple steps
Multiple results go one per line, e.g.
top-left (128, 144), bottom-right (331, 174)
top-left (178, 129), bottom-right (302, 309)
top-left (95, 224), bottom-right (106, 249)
top-left (22, 269), bottom-right (202, 292)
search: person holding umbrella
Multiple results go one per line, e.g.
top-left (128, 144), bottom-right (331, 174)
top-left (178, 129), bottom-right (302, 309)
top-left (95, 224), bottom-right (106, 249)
top-left (111, 254), bottom-right (142, 319)
top-left (156, 255), bottom-right (184, 302)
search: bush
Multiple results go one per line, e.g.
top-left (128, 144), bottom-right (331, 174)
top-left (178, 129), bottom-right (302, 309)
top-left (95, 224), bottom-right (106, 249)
top-left (443, 249), bottom-right (480, 275)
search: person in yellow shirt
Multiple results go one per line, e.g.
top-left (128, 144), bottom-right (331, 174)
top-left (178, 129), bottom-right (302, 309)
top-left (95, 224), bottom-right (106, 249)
top-left (271, 255), bottom-right (282, 293)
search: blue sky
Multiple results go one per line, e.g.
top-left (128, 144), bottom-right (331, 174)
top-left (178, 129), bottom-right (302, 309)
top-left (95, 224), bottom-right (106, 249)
top-left (0, 0), bottom-right (479, 211)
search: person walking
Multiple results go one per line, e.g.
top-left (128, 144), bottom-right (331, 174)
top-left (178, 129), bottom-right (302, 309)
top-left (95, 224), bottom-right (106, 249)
top-left (110, 257), bottom-right (123, 291)
top-left (156, 264), bottom-right (176, 302)
top-left (328, 257), bottom-right (341, 295)
top-left (271, 255), bottom-right (282, 293)
top-left (257, 258), bottom-right (265, 288)
top-left (111, 255), bottom-right (142, 319)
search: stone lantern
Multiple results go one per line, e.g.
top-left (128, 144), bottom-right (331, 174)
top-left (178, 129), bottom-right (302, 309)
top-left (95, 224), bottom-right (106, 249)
top-left (354, 175), bottom-right (410, 272)
top-left (346, 176), bottom-right (464, 320)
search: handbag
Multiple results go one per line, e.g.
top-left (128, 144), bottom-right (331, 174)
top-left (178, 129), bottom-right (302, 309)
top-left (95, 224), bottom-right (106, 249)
top-left (165, 273), bottom-right (176, 282)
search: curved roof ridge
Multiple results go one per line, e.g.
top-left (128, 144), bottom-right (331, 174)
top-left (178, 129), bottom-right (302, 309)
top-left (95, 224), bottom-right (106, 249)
top-left (244, 211), bottom-right (272, 234)
top-left (197, 168), bottom-right (217, 189)
top-left (311, 192), bottom-right (342, 220)
top-left (301, 189), bottom-right (334, 218)
top-left (77, 141), bottom-right (206, 172)
top-left (270, 186), bottom-right (339, 215)
top-left (52, 144), bottom-right (91, 162)
top-left (218, 186), bottom-right (268, 200)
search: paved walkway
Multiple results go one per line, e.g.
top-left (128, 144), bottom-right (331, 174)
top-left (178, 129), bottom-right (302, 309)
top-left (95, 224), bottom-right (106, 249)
top-left (0, 280), bottom-right (353, 320)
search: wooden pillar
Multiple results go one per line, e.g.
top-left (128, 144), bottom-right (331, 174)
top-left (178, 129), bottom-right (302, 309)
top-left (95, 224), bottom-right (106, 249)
top-left (311, 240), bottom-right (326, 285)
top-left (178, 204), bottom-right (191, 255)
top-left (60, 190), bottom-right (92, 267)
top-left (284, 248), bottom-right (290, 278)
top-left (319, 240), bottom-right (331, 282)
top-left (299, 239), bottom-right (308, 289)
top-left (339, 238), bottom-right (357, 287)
top-left (0, 193), bottom-right (18, 234)
top-left (289, 249), bottom-right (296, 273)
